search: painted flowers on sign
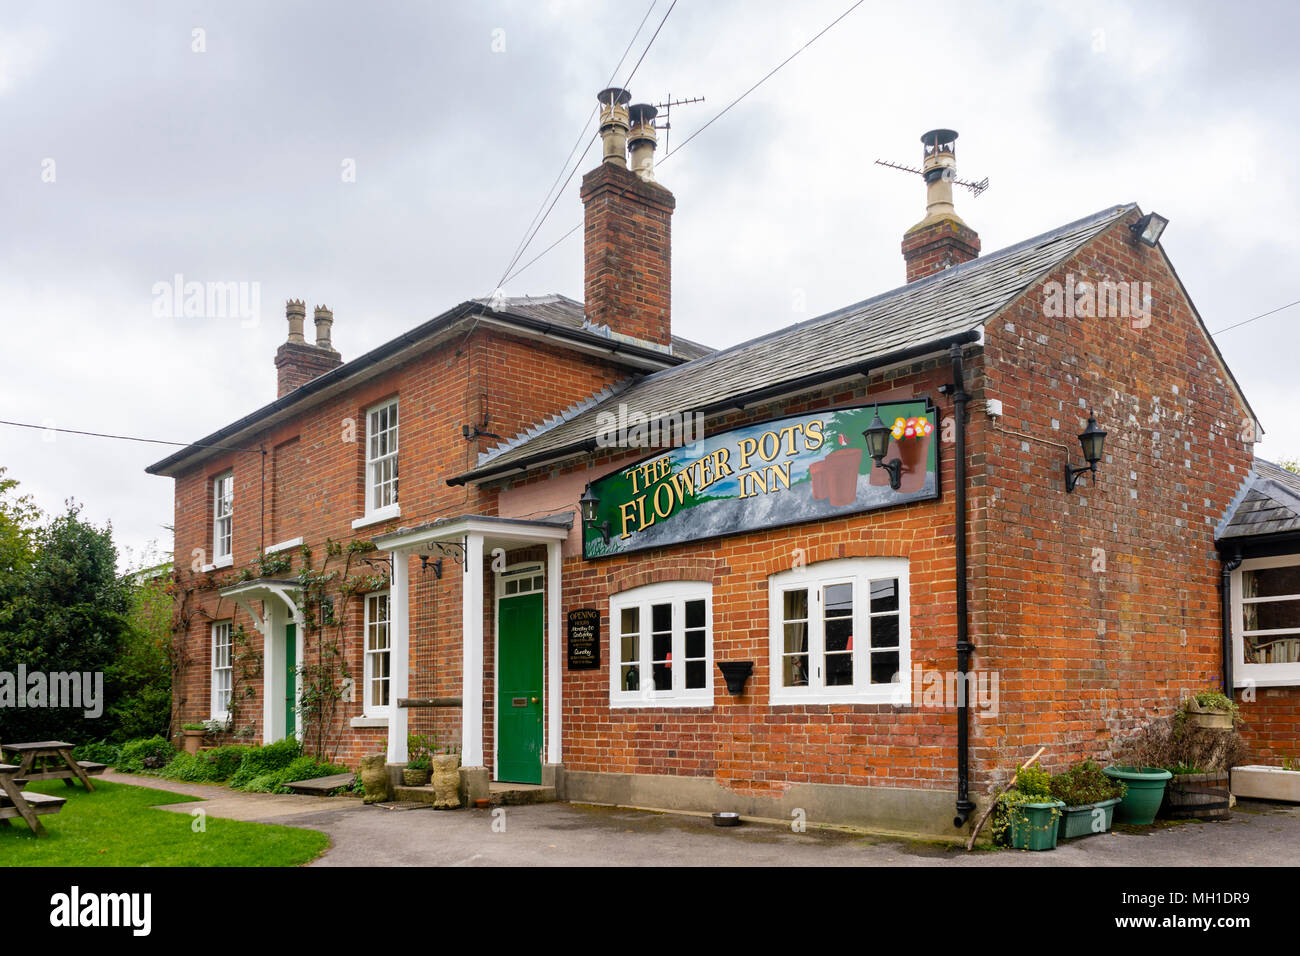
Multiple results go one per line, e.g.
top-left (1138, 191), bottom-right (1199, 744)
top-left (582, 401), bottom-right (939, 559)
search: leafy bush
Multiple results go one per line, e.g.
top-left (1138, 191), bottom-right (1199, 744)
top-left (242, 772), bottom-right (285, 793)
top-left (1114, 718), bottom-right (1250, 774)
top-left (227, 737), bottom-right (302, 790)
top-left (73, 740), bottom-right (122, 766)
top-left (117, 736), bottom-right (176, 773)
top-left (157, 751), bottom-right (225, 783)
top-left (205, 745), bottom-right (253, 780)
top-left (1050, 760), bottom-right (1125, 807)
top-left (1015, 765), bottom-right (1052, 798)
top-left (233, 755), bottom-right (348, 795)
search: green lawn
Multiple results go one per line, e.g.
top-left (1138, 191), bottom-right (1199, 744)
top-left (0, 779), bottom-right (330, 866)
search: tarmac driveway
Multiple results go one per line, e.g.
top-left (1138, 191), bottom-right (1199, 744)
top-left (105, 773), bottom-right (1300, 867)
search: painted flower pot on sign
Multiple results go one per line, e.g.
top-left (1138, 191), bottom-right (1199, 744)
top-left (896, 433), bottom-right (932, 493)
top-left (809, 460), bottom-right (830, 501)
top-left (1104, 766), bottom-right (1172, 825)
top-left (822, 448), bottom-right (863, 507)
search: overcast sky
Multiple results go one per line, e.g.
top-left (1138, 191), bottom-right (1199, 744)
top-left (2, 0), bottom-right (1297, 569)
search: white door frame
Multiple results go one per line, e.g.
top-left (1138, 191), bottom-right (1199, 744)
top-left (493, 561), bottom-right (546, 782)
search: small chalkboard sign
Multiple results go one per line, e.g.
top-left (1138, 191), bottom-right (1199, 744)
top-left (567, 608), bottom-right (600, 670)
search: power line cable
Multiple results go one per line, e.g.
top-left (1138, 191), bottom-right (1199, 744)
top-left (1211, 298), bottom-right (1300, 336)
top-left (0, 419), bottom-right (262, 455)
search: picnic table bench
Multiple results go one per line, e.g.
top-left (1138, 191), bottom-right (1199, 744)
top-left (1, 741), bottom-right (104, 791)
top-left (0, 763), bottom-right (66, 837)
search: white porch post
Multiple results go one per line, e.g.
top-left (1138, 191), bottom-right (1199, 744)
top-left (461, 533), bottom-right (485, 767)
top-left (387, 550), bottom-right (410, 763)
top-left (260, 602), bottom-right (280, 745)
top-left (546, 539), bottom-right (562, 764)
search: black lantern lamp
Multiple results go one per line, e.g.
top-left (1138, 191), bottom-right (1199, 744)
top-left (579, 483), bottom-right (611, 544)
top-left (1065, 411), bottom-right (1107, 493)
top-left (1129, 211), bottom-right (1168, 247)
top-left (863, 411), bottom-right (903, 491)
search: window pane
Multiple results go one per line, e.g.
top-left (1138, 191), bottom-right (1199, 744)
top-left (825, 616), bottom-right (853, 653)
top-left (783, 655), bottom-right (809, 687)
top-left (685, 629), bottom-right (705, 659)
top-left (686, 660), bottom-right (705, 689)
top-left (824, 582), bottom-right (853, 614)
top-left (1253, 599), bottom-right (1300, 633)
top-left (1245, 565), bottom-right (1300, 599)
top-left (871, 614), bottom-right (899, 648)
top-left (621, 664), bottom-right (641, 692)
top-left (783, 588), bottom-right (808, 621)
top-left (621, 607), bottom-right (639, 636)
top-left (825, 652), bottom-right (853, 686)
top-left (783, 621), bottom-right (808, 655)
top-left (685, 599), bottom-right (705, 630)
top-left (620, 634), bottom-right (639, 663)
top-left (870, 578), bottom-right (899, 613)
top-left (652, 602), bottom-right (672, 634)
top-left (871, 651), bottom-right (900, 684)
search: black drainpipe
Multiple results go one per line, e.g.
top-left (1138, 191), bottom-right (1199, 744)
top-left (1220, 547), bottom-right (1242, 699)
top-left (948, 342), bottom-right (975, 827)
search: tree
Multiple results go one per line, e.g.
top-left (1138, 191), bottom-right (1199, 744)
top-left (0, 467), bottom-right (40, 607)
top-left (107, 572), bottom-right (174, 740)
top-left (1279, 458), bottom-right (1299, 475)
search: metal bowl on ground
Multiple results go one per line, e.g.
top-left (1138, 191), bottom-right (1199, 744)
top-left (712, 811), bottom-right (741, 827)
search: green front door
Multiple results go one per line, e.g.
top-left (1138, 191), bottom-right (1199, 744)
top-left (285, 623), bottom-right (296, 738)
top-left (497, 592), bottom-right (543, 784)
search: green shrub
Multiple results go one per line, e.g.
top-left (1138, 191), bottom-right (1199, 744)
top-left (157, 751), bottom-right (224, 783)
top-left (243, 772), bottom-right (284, 793)
top-left (227, 737), bottom-right (301, 789)
top-left (117, 735), bottom-right (176, 773)
top-left (1049, 760), bottom-right (1125, 807)
top-left (73, 740), bottom-right (122, 766)
top-left (204, 745), bottom-right (252, 780)
top-left (1015, 765), bottom-right (1052, 798)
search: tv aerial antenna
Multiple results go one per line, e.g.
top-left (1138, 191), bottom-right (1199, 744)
top-left (652, 94), bottom-right (705, 153)
top-left (873, 158), bottom-right (990, 197)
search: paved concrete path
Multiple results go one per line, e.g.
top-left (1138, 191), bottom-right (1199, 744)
top-left (105, 771), bottom-right (1300, 866)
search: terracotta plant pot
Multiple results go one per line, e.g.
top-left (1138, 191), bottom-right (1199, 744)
top-left (821, 448), bottom-right (863, 507)
top-left (809, 460), bottom-right (829, 500)
top-left (181, 729), bottom-right (206, 755)
top-left (895, 434), bottom-right (932, 494)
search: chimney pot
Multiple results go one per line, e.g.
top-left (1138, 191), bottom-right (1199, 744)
top-left (597, 87), bottom-right (632, 168)
top-left (313, 305), bottom-right (335, 351)
top-left (627, 103), bottom-right (659, 182)
top-left (901, 128), bottom-right (980, 282)
top-left (285, 299), bottom-right (306, 343)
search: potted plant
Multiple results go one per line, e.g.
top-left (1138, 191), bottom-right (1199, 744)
top-left (402, 732), bottom-right (433, 787)
top-left (993, 765), bottom-right (1064, 851)
top-left (1050, 760), bottom-right (1126, 839)
top-left (180, 723), bottom-right (208, 755)
top-left (432, 744), bottom-right (462, 809)
top-left (1176, 690), bottom-right (1241, 731)
top-left (1103, 765), bottom-right (1172, 825)
top-left (1159, 726), bottom-right (1246, 820)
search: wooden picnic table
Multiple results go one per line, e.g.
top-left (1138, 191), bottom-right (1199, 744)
top-left (1, 740), bottom-right (103, 792)
top-left (0, 763), bottom-right (66, 837)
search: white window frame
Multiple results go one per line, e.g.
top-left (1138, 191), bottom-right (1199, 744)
top-left (212, 471), bottom-right (234, 565)
top-left (609, 581), bottom-right (713, 708)
top-left (211, 620), bottom-right (233, 721)
top-left (358, 398), bottom-right (400, 525)
top-left (769, 557), bottom-right (910, 706)
top-left (363, 591), bottom-right (393, 718)
top-left (1232, 554), bottom-right (1300, 687)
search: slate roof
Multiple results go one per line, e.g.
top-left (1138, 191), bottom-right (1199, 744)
top-left (1218, 459), bottom-right (1300, 540)
top-left (450, 202), bottom-right (1139, 485)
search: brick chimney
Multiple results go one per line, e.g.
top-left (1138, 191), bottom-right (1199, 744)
top-left (580, 88), bottom-right (674, 351)
top-left (901, 129), bottom-right (980, 283)
top-left (275, 300), bottom-right (342, 397)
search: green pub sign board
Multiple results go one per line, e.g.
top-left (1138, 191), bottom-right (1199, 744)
top-left (582, 401), bottom-right (939, 559)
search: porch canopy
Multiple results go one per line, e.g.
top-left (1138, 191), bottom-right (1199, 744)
top-left (371, 514), bottom-right (572, 767)
top-left (218, 577), bottom-right (304, 744)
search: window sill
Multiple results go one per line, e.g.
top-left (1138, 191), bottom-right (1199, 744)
top-left (350, 716), bottom-right (390, 729)
top-left (202, 555), bottom-right (234, 573)
top-left (770, 689), bottom-right (910, 707)
top-left (609, 695), bottom-right (714, 709)
top-left (352, 505), bottom-right (401, 530)
top-left (266, 536), bottom-right (303, 554)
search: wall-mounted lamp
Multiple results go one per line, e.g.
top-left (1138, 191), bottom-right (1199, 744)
top-left (579, 483), bottom-right (612, 544)
top-left (1064, 411), bottom-right (1107, 493)
top-left (1130, 211), bottom-right (1168, 247)
top-left (863, 411), bottom-right (902, 491)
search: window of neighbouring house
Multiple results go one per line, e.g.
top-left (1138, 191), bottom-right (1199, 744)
top-left (365, 399), bottom-right (399, 517)
top-left (364, 592), bottom-right (391, 716)
top-left (212, 471), bottom-right (234, 564)
top-left (211, 621), bottom-right (233, 721)
top-left (610, 581), bottom-right (712, 707)
top-left (769, 557), bottom-right (910, 705)
top-left (1234, 555), bottom-right (1300, 686)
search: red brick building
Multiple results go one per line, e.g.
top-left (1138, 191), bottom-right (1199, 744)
top-left (146, 97), bottom-right (1296, 836)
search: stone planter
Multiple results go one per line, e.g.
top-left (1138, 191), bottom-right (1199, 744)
top-left (359, 753), bottom-right (390, 805)
top-left (432, 753), bottom-right (462, 809)
top-left (1161, 771), bottom-right (1231, 820)
top-left (1184, 700), bottom-right (1234, 730)
top-left (181, 729), bottom-right (206, 755)
top-left (402, 766), bottom-right (431, 787)
top-left (1231, 765), bottom-right (1300, 802)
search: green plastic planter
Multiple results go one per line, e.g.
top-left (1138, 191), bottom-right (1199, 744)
top-left (1104, 766), bottom-right (1172, 825)
top-left (1007, 800), bottom-right (1064, 850)
top-left (1058, 797), bottom-right (1122, 839)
